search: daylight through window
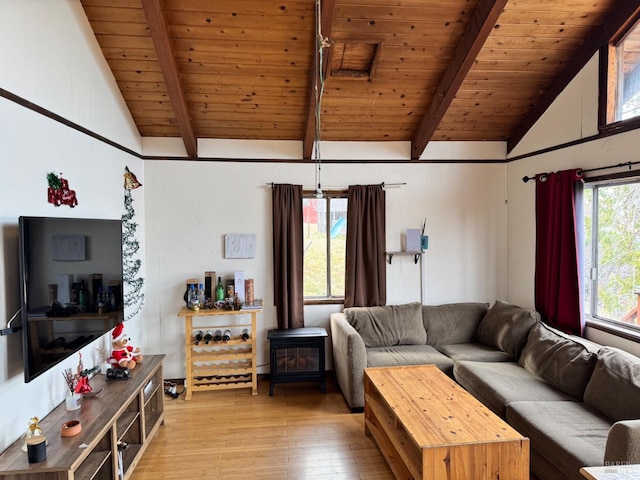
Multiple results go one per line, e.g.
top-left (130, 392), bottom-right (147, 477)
top-left (303, 194), bottom-right (347, 299)
top-left (584, 180), bottom-right (640, 328)
top-left (603, 16), bottom-right (640, 125)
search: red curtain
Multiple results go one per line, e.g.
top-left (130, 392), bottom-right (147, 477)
top-left (272, 184), bottom-right (304, 329)
top-left (534, 169), bottom-right (583, 335)
top-left (344, 184), bottom-right (386, 308)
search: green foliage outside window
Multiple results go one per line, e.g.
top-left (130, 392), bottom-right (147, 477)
top-left (585, 182), bottom-right (640, 324)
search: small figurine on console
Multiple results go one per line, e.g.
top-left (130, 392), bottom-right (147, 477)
top-left (108, 323), bottom-right (143, 370)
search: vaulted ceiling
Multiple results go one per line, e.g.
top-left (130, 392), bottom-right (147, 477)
top-left (79, 0), bottom-right (638, 159)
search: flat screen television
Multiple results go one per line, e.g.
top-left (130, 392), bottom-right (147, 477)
top-left (19, 216), bottom-right (124, 382)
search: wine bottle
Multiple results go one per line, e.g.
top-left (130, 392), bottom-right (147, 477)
top-left (194, 330), bottom-right (204, 345)
top-left (222, 329), bottom-right (231, 342)
top-left (215, 276), bottom-right (225, 301)
top-left (241, 328), bottom-right (250, 341)
top-left (79, 281), bottom-right (87, 308)
top-left (188, 284), bottom-right (200, 310)
top-left (198, 283), bottom-right (206, 308)
top-left (204, 330), bottom-right (213, 344)
top-left (213, 330), bottom-right (222, 342)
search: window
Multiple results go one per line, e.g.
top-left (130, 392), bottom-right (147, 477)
top-left (584, 180), bottom-right (640, 328)
top-left (302, 193), bottom-right (347, 300)
top-left (602, 16), bottom-right (640, 125)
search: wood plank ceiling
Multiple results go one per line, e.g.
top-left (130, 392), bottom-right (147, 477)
top-left (80, 0), bottom-right (635, 159)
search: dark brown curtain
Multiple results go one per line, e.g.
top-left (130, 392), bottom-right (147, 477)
top-left (272, 184), bottom-right (304, 329)
top-left (344, 184), bottom-right (386, 308)
top-left (535, 169), bottom-right (583, 335)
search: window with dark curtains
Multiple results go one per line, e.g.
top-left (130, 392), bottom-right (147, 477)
top-left (344, 184), bottom-right (386, 308)
top-left (272, 184), bottom-right (304, 329)
top-left (535, 168), bottom-right (584, 335)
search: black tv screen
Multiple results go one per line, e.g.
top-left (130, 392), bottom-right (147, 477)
top-left (19, 216), bottom-right (124, 382)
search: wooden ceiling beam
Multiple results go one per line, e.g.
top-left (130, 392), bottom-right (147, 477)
top-left (303, 0), bottom-right (337, 160)
top-left (507, 1), bottom-right (640, 154)
top-left (410, 0), bottom-right (508, 160)
top-left (141, 0), bottom-right (198, 157)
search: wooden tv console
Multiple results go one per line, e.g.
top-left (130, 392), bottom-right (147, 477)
top-left (0, 354), bottom-right (165, 480)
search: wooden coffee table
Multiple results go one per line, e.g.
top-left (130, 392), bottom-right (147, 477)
top-left (580, 464), bottom-right (640, 479)
top-left (364, 365), bottom-right (530, 480)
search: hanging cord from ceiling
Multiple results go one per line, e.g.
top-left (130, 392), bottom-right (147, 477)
top-left (314, 0), bottom-right (331, 199)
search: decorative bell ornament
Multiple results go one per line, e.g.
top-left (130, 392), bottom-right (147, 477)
top-left (123, 166), bottom-right (142, 190)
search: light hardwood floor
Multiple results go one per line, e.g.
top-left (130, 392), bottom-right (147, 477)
top-left (132, 377), bottom-right (538, 480)
top-left (131, 378), bottom-right (395, 480)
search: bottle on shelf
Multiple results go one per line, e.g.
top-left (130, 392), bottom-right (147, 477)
top-left (97, 286), bottom-right (106, 314)
top-left (198, 283), bottom-right (206, 308)
top-left (204, 330), bottom-right (213, 344)
top-left (213, 330), bottom-right (222, 342)
top-left (222, 329), bottom-right (231, 342)
top-left (194, 330), bottom-right (204, 345)
top-left (241, 328), bottom-right (250, 341)
top-left (78, 281), bottom-right (87, 308)
top-left (188, 284), bottom-right (200, 310)
top-left (215, 276), bottom-right (225, 301)
top-left (108, 286), bottom-right (116, 309)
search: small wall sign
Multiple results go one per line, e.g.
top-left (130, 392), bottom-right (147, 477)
top-left (224, 234), bottom-right (256, 259)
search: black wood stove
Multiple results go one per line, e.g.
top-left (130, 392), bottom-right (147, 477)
top-left (267, 327), bottom-right (328, 396)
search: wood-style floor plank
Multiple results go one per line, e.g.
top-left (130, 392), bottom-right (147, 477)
top-left (131, 377), bottom-right (538, 479)
top-left (130, 378), bottom-right (394, 480)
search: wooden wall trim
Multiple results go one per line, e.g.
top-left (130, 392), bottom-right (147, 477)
top-left (0, 86), bottom-right (142, 159)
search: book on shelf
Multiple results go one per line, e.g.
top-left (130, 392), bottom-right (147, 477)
top-left (242, 299), bottom-right (263, 310)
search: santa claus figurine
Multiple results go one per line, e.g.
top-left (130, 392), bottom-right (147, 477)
top-left (108, 323), bottom-right (143, 370)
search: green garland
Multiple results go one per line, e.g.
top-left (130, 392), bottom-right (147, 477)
top-left (122, 189), bottom-right (145, 320)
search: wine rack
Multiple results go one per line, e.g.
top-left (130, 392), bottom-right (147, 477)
top-left (178, 307), bottom-right (260, 400)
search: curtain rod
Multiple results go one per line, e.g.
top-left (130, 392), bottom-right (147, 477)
top-left (522, 160), bottom-right (640, 183)
top-left (265, 182), bottom-right (406, 188)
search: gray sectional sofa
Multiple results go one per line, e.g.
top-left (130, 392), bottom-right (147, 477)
top-left (330, 300), bottom-right (640, 480)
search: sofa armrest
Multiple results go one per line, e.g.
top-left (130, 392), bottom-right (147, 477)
top-left (605, 419), bottom-right (640, 465)
top-left (330, 312), bottom-right (366, 411)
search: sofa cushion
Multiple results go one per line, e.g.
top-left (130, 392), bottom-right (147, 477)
top-left (605, 419), bottom-right (640, 466)
top-left (437, 342), bottom-right (513, 362)
top-left (506, 401), bottom-right (611, 480)
top-left (454, 361), bottom-right (575, 418)
top-left (422, 302), bottom-right (489, 346)
top-left (475, 300), bottom-right (539, 359)
top-left (345, 302), bottom-right (426, 347)
top-left (584, 346), bottom-right (640, 422)
top-left (519, 322), bottom-right (597, 400)
top-left (366, 345), bottom-right (455, 377)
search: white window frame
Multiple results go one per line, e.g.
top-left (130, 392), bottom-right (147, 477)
top-left (584, 177), bottom-right (640, 335)
top-left (302, 191), bottom-right (347, 304)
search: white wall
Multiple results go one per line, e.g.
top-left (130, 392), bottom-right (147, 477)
top-left (142, 151), bottom-right (508, 379)
top-left (505, 52), bottom-right (640, 354)
top-left (0, 0), bottom-right (143, 452)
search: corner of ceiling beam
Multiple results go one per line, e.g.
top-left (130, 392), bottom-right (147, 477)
top-left (411, 0), bottom-right (508, 160)
top-left (141, 0), bottom-right (197, 158)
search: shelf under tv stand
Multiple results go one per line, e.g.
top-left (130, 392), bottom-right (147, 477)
top-left (0, 354), bottom-right (165, 480)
